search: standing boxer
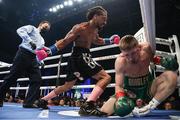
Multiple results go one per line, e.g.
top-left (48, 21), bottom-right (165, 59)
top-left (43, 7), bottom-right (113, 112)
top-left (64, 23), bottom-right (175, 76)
top-left (35, 6), bottom-right (120, 116)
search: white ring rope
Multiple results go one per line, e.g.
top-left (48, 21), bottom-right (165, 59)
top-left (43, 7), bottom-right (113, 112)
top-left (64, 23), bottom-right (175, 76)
top-left (9, 82), bottom-right (180, 91)
top-left (45, 44), bottom-right (118, 61)
top-left (0, 37), bottom-right (174, 69)
top-left (0, 0), bottom-right (179, 98)
top-left (156, 38), bottom-right (172, 46)
top-left (0, 69), bottom-right (115, 82)
top-left (171, 35), bottom-right (180, 73)
top-left (0, 35), bottom-right (179, 95)
top-left (0, 37), bottom-right (175, 77)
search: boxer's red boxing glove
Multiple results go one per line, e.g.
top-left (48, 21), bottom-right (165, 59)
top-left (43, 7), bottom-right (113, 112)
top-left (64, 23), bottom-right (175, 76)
top-left (41, 47), bottom-right (49, 51)
top-left (153, 56), bottom-right (161, 65)
top-left (116, 91), bottom-right (126, 100)
top-left (104, 34), bottom-right (120, 45)
top-left (41, 47), bottom-right (51, 55)
top-left (110, 35), bottom-right (120, 44)
top-left (42, 44), bottom-right (59, 56)
top-left (35, 50), bottom-right (48, 61)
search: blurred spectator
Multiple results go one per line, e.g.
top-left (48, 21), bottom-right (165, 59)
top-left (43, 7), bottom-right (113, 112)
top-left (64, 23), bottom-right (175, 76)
top-left (70, 99), bottom-right (75, 107)
top-left (14, 96), bottom-right (24, 103)
top-left (48, 99), bottom-right (55, 106)
top-left (168, 96), bottom-right (180, 110)
top-left (75, 100), bottom-right (81, 107)
top-left (136, 99), bottom-right (145, 108)
top-left (4, 93), bottom-right (13, 102)
top-left (96, 98), bottom-right (104, 108)
top-left (66, 100), bottom-right (71, 106)
top-left (59, 99), bottom-right (65, 106)
top-left (164, 102), bottom-right (173, 110)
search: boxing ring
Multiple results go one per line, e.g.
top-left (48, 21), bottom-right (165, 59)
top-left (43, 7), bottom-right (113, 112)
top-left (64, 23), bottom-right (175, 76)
top-left (0, 35), bottom-right (180, 120)
top-left (1, 0), bottom-right (180, 119)
top-left (0, 102), bottom-right (180, 120)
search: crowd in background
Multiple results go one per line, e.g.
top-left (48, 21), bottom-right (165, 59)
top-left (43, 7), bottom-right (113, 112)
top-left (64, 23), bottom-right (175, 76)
top-left (4, 90), bottom-right (180, 110)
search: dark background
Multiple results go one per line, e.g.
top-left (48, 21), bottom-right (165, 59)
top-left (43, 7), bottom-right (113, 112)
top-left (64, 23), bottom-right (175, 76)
top-left (0, 0), bottom-right (180, 63)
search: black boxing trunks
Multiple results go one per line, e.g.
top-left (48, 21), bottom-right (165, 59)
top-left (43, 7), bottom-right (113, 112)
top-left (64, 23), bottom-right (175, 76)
top-left (66, 46), bottom-right (102, 82)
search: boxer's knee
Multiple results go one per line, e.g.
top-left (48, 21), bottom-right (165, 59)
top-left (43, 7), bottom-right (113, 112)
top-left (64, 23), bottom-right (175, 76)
top-left (100, 74), bottom-right (111, 89)
top-left (159, 71), bottom-right (178, 91)
top-left (54, 87), bottom-right (60, 95)
top-left (93, 70), bottom-right (111, 88)
top-left (64, 82), bottom-right (74, 90)
top-left (163, 71), bottom-right (177, 86)
top-left (105, 74), bottom-right (111, 84)
top-left (54, 80), bottom-right (75, 94)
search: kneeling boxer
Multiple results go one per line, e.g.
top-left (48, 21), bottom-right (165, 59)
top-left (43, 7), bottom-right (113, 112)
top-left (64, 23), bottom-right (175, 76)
top-left (100, 35), bottom-right (178, 117)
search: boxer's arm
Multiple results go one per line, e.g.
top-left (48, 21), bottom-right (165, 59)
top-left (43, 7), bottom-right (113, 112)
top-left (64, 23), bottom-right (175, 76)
top-left (146, 43), bottom-right (155, 60)
top-left (55, 24), bottom-right (82, 50)
top-left (92, 34), bottom-right (105, 45)
top-left (141, 42), bottom-right (155, 61)
top-left (93, 36), bottom-right (104, 45)
top-left (36, 24), bottom-right (84, 57)
top-left (93, 34), bottom-right (120, 45)
top-left (115, 57), bottom-right (125, 99)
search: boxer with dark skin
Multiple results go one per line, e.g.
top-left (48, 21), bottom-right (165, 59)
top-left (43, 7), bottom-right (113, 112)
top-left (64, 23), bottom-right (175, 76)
top-left (35, 6), bottom-right (120, 116)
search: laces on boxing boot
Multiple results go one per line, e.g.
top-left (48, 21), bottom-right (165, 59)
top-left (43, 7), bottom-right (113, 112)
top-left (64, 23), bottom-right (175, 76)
top-left (78, 101), bottom-right (107, 116)
top-left (34, 99), bottom-right (49, 109)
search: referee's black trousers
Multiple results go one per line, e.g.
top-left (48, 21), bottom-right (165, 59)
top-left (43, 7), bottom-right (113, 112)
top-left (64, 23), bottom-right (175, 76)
top-left (0, 47), bottom-right (42, 104)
